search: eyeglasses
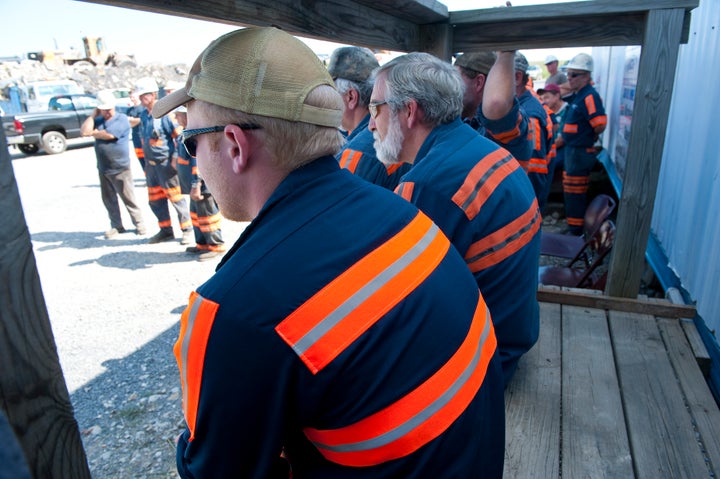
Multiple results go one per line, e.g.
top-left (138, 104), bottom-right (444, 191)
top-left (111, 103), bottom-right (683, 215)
top-left (568, 72), bottom-right (587, 79)
top-left (368, 100), bottom-right (388, 119)
top-left (182, 124), bottom-right (261, 158)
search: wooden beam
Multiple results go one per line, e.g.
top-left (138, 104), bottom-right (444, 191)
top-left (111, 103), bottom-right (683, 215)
top-left (537, 287), bottom-right (697, 319)
top-left (76, 0), bottom-right (424, 52)
top-left (453, 13), bottom-right (647, 52)
top-left (606, 8), bottom-right (685, 298)
top-left (419, 22), bottom-right (453, 60)
top-left (0, 133), bottom-right (90, 475)
top-left (449, 0), bottom-right (698, 24)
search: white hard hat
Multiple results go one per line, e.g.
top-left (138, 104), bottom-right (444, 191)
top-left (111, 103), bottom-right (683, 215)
top-left (134, 77), bottom-right (158, 96)
top-left (544, 54), bottom-right (558, 64)
top-left (566, 53), bottom-right (593, 72)
top-left (96, 90), bottom-right (117, 110)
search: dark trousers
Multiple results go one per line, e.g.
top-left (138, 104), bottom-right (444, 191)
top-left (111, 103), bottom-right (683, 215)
top-left (145, 161), bottom-right (191, 232)
top-left (100, 168), bottom-right (144, 230)
top-left (563, 146), bottom-right (597, 232)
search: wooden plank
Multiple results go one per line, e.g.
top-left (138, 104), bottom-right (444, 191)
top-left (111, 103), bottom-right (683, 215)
top-left (606, 8), bottom-right (686, 298)
top-left (453, 13), bottom-right (648, 51)
top-left (537, 287), bottom-right (696, 319)
top-left (0, 131), bottom-right (90, 475)
top-left (561, 305), bottom-right (633, 478)
top-left (680, 319), bottom-right (712, 376)
top-left (450, 0), bottom-right (698, 23)
top-left (353, 0), bottom-right (448, 23)
top-left (609, 311), bottom-right (711, 478)
top-left (658, 318), bottom-right (720, 476)
top-left (78, 0), bottom-right (424, 52)
top-left (504, 302), bottom-right (561, 478)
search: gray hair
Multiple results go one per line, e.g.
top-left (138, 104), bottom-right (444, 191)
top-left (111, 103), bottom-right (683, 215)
top-left (374, 52), bottom-right (464, 126)
top-left (334, 78), bottom-right (374, 107)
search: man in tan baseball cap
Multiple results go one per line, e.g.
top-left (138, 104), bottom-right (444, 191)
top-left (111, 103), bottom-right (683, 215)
top-left (165, 27), bottom-right (505, 479)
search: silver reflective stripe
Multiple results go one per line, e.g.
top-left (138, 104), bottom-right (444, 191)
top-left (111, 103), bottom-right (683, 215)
top-left (179, 296), bottom-right (203, 411)
top-left (460, 153), bottom-right (512, 211)
top-left (312, 306), bottom-right (491, 453)
top-left (290, 223), bottom-right (441, 357)
top-left (466, 208), bottom-right (540, 264)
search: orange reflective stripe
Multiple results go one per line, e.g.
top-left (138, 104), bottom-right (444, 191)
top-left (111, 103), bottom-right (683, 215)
top-left (275, 213), bottom-right (450, 374)
top-left (452, 148), bottom-right (518, 220)
top-left (158, 220), bottom-right (172, 228)
top-left (172, 126), bottom-right (183, 139)
top-left (395, 181), bottom-right (414, 201)
top-left (148, 185), bottom-right (167, 201)
top-left (339, 150), bottom-right (362, 173)
top-left (304, 295), bottom-right (496, 467)
top-left (585, 94), bottom-right (597, 115)
top-left (177, 157), bottom-right (191, 166)
top-left (563, 123), bottom-right (578, 134)
top-left (590, 115), bottom-right (607, 128)
top-left (385, 162), bottom-right (405, 175)
top-left (166, 185), bottom-right (184, 202)
top-left (465, 199), bottom-right (541, 272)
top-left (529, 118), bottom-right (542, 150)
top-left (567, 217), bottom-right (584, 227)
top-left (174, 291), bottom-right (220, 442)
top-left (487, 111), bottom-right (522, 143)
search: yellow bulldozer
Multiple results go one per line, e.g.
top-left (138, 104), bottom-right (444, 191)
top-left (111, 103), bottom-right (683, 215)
top-left (27, 36), bottom-right (137, 69)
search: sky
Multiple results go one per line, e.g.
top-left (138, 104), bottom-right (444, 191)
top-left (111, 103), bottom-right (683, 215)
top-left (0, 0), bottom-right (585, 66)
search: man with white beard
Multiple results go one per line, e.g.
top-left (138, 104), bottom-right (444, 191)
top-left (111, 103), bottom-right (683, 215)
top-left (369, 52), bottom-right (542, 385)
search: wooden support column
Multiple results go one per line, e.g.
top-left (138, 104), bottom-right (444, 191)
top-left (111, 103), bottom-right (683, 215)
top-left (419, 23), bottom-right (453, 61)
top-left (0, 133), bottom-right (91, 477)
top-left (606, 8), bottom-right (685, 297)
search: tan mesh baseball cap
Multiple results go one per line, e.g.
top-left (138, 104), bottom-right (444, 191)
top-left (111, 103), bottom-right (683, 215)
top-left (153, 27), bottom-right (342, 128)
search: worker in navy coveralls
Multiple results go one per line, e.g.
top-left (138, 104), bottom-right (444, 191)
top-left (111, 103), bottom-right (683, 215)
top-left (153, 27), bottom-right (504, 478)
top-left (454, 50), bottom-right (533, 170)
top-left (515, 52), bottom-right (556, 209)
top-left (557, 52), bottom-right (608, 234)
top-left (329, 46), bottom-right (411, 190)
top-left (370, 52), bottom-right (541, 385)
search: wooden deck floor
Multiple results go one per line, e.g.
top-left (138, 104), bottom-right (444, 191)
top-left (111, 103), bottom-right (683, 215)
top-left (504, 288), bottom-right (720, 478)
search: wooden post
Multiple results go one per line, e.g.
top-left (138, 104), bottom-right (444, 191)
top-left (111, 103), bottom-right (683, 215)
top-left (0, 132), bottom-right (91, 476)
top-left (606, 8), bottom-right (685, 297)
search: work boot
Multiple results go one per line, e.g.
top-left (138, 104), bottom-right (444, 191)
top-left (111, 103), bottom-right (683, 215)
top-left (197, 251), bottom-right (221, 262)
top-left (180, 229), bottom-right (194, 245)
top-left (104, 226), bottom-right (126, 239)
top-left (148, 229), bottom-right (175, 244)
top-left (185, 246), bottom-right (202, 254)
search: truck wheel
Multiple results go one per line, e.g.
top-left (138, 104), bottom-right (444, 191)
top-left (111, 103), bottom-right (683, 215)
top-left (42, 131), bottom-right (67, 155)
top-left (18, 144), bottom-right (40, 155)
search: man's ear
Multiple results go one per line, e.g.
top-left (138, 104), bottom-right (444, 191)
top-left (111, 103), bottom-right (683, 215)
top-left (405, 99), bottom-right (422, 129)
top-left (346, 88), bottom-right (359, 110)
top-left (225, 125), bottom-right (250, 174)
top-left (476, 74), bottom-right (487, 93)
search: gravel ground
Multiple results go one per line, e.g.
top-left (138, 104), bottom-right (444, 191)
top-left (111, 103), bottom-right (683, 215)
top-left (8, 141), bottom-right (659, 478)
top-left (10, 141), bottom-right (247, 478)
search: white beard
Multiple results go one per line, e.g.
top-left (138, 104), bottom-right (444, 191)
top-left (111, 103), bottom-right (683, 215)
top-left (373, 111), bottom-right (404, 167)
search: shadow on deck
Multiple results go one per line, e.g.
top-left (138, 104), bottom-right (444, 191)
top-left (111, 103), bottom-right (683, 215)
top-left (505, 286), bottom-right (720, 478)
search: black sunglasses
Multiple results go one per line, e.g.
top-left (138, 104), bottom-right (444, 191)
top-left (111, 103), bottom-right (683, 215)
top-left (182, 124), bottom-right (262, 158)
top-left (568, 72), bottom-right (588, 79)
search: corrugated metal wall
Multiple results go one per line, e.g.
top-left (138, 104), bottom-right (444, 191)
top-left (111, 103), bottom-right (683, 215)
top-left (594, 0), bottom-right (719, 333)
top-left (655, 0), bottom-right (720, 333)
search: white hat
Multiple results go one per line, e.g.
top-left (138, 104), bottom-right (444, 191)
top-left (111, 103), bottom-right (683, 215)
top-left (566, 53), bottom-right (593, 72)
top-left (164, 80), bottom-right (184, 92)
top-left (544, 55), bottom-right (559, 64)
top-left (96, 90), bottom-right (117, 110)
top-left (134, 77), bottom-right (158, 96)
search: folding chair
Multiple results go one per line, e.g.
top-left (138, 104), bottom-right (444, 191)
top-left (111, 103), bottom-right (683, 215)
top-left (539, 220), bottom-right (616, 290)
top-left (540, 193), bottom-right (616, 260)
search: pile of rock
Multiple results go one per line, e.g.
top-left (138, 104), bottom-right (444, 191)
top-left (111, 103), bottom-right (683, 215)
top-left (0, 58), bottom-right (189, 97)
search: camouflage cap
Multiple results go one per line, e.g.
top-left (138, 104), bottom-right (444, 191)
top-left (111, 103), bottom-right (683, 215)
top-left (327, 46), bottom-right (379, 83)
top-left (453, 51), bottom-right (496, 75)
top-left (514, 52), bottom-right (529, 73)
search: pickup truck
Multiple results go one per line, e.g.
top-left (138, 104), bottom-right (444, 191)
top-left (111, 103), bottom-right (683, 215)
top-left (3, 94), bottom-right (98, 155)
